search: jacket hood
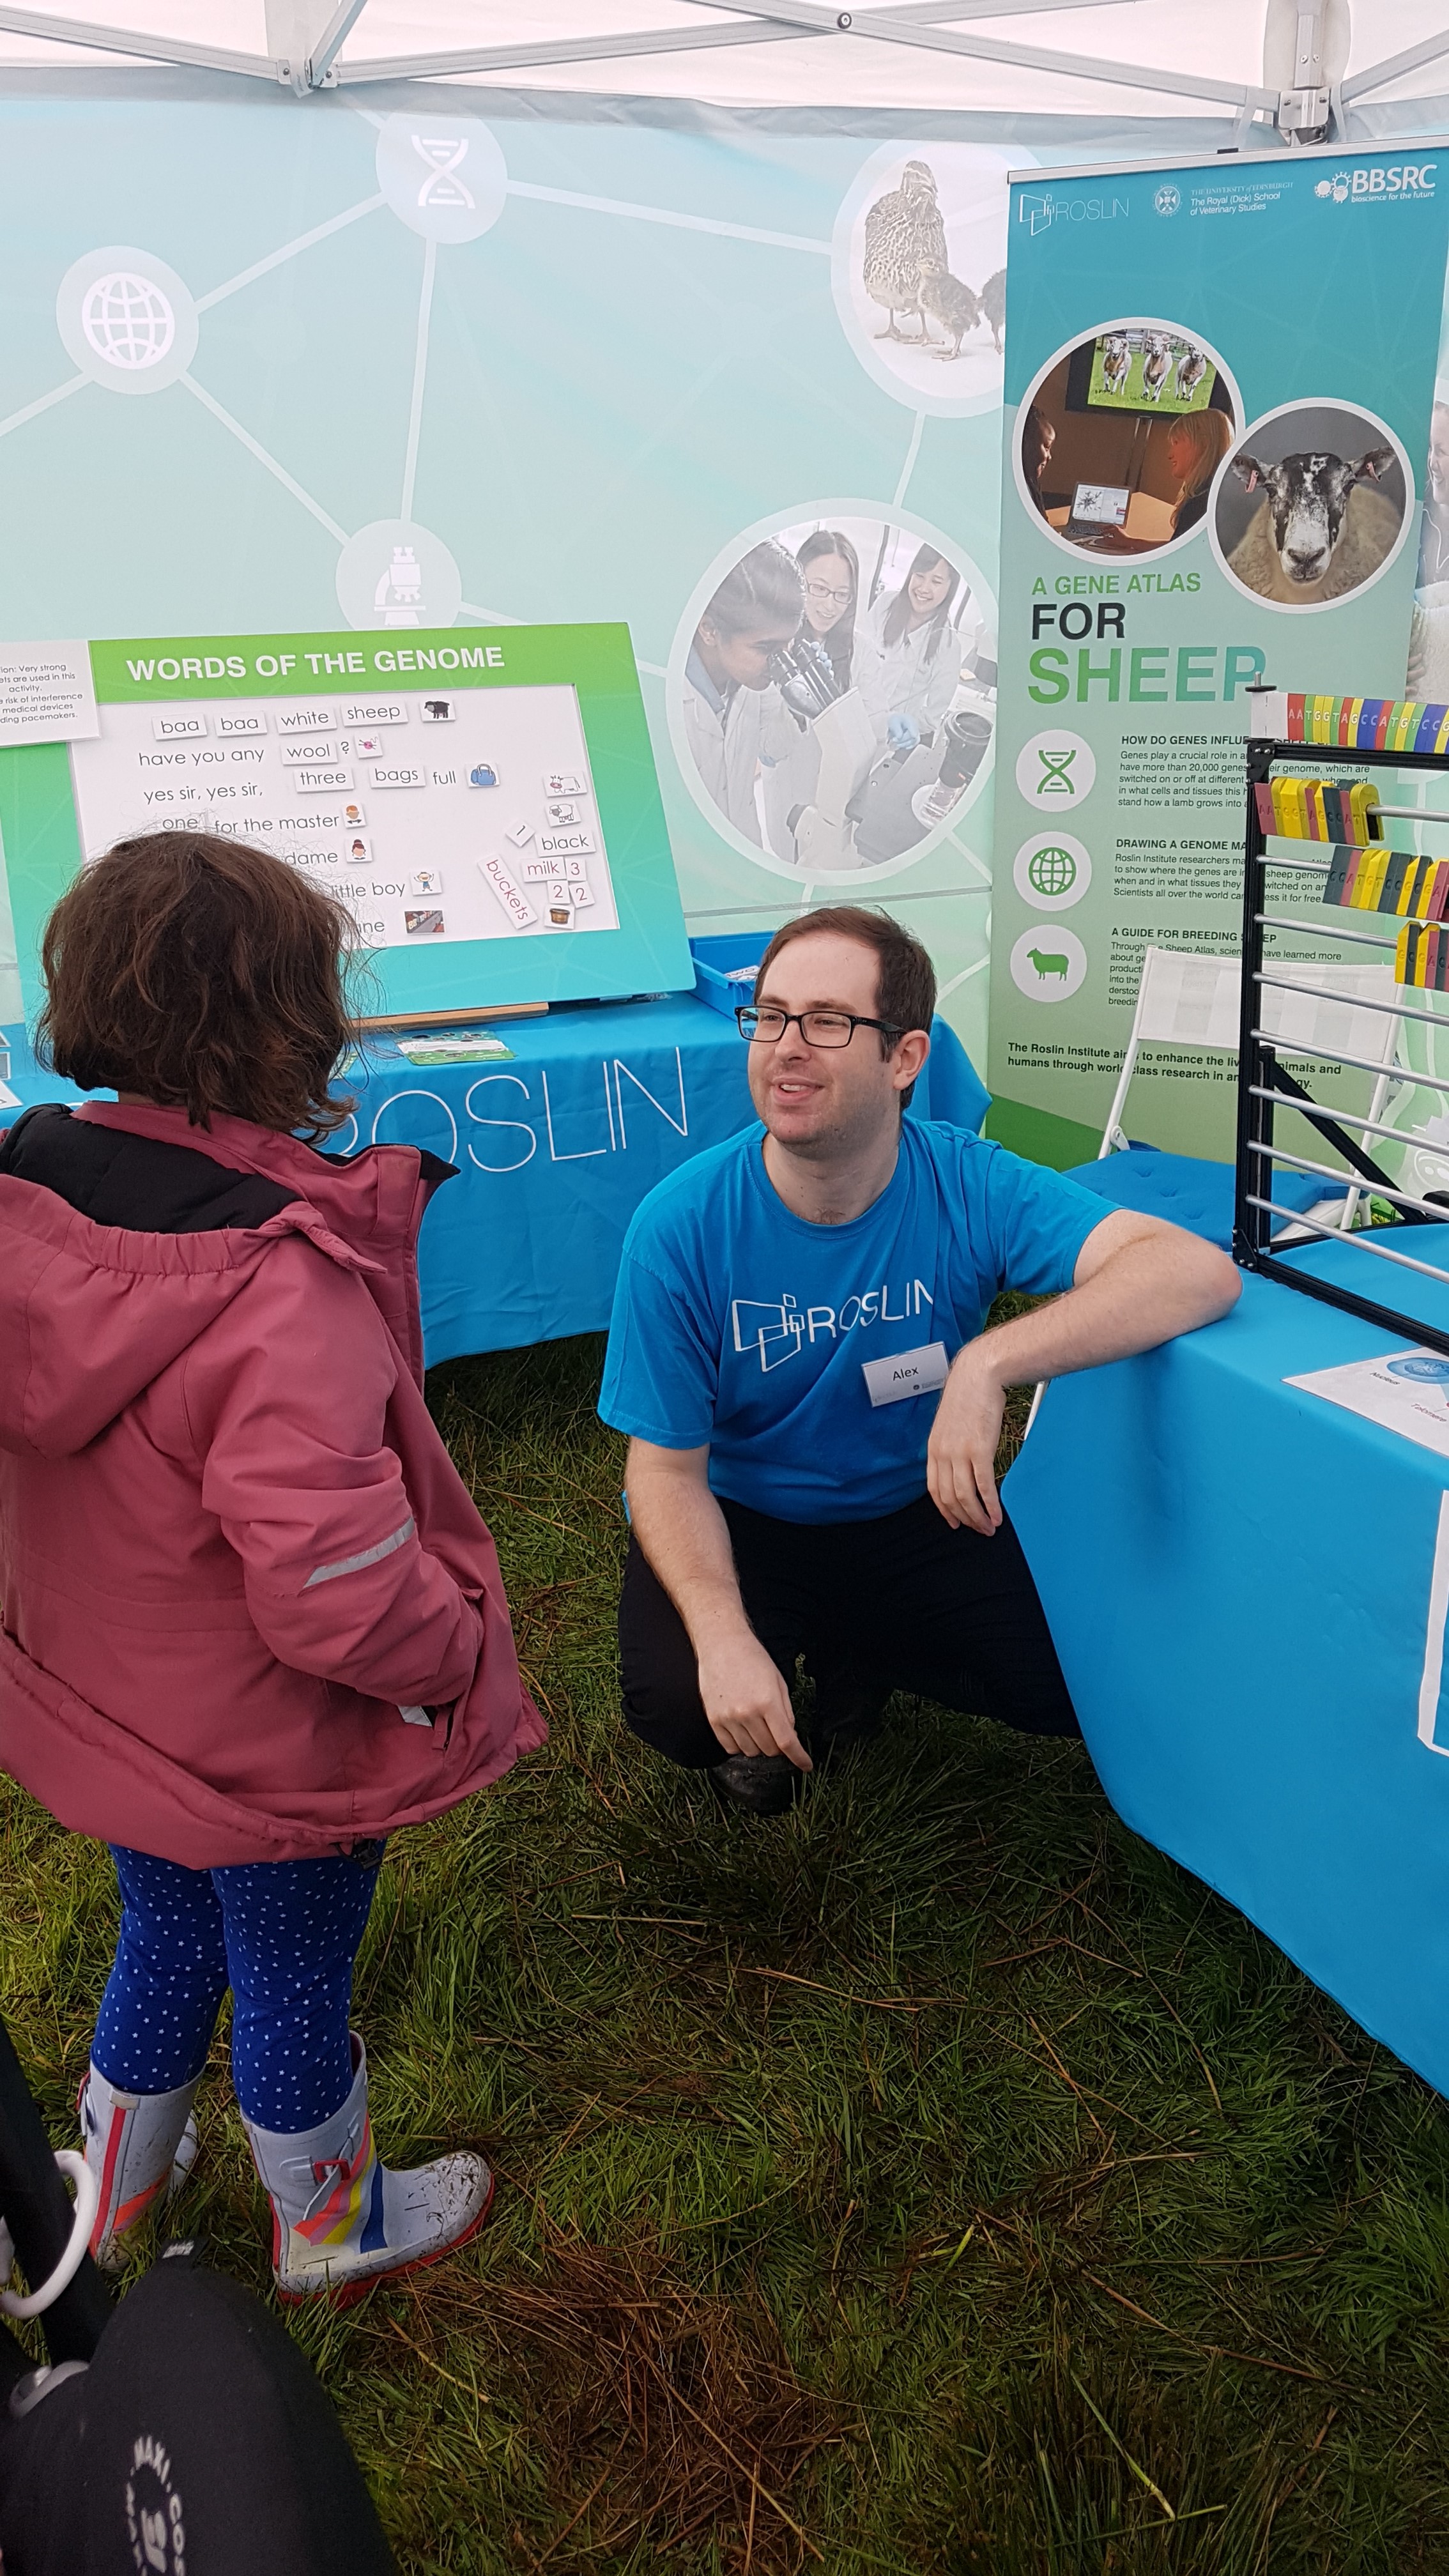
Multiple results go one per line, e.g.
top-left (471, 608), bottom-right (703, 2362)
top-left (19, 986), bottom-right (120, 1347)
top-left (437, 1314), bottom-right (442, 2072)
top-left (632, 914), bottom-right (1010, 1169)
top-left (70, 1103), bottom-right (448, 1386)
top-left (0, 1174), bottom-right (376, 1458)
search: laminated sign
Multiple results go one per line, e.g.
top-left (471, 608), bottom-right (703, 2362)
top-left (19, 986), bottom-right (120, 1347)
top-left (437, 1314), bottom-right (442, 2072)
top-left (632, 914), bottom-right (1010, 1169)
top-left (0, 625), bottom-right (693, 1020)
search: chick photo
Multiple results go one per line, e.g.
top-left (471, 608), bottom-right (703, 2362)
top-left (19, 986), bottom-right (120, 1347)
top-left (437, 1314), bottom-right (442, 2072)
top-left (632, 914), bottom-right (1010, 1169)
top-left (834, 141), bottom-right (1014, 414)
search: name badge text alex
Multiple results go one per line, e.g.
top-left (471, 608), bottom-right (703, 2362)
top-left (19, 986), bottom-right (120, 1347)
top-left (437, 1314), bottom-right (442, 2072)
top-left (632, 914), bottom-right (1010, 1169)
top-left (861, 1342), bottom-right (949, 1408)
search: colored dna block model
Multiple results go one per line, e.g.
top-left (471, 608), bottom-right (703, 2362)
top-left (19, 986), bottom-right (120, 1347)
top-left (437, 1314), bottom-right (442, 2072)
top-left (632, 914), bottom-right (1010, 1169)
top-left (1282, 693), bottom-right (1449, 754)
top-left (1317, 843), bottom-right (1449, 919)
top-left (1252, 778), bottom-right (1383, 839)
top-left (1395, 919), bottom-right (1449, 988)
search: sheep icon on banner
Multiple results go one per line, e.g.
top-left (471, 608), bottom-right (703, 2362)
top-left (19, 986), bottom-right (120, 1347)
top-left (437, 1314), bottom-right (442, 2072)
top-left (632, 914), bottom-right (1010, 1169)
top-left (1009, 925), bottom-right (1087, 1001)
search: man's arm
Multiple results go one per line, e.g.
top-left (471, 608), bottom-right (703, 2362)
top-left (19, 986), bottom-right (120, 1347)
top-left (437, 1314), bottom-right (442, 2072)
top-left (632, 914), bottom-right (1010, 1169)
top-left (927, 1207), bottom-right (1239, 1535)
top-left (624, 1441), bottom-right (812, 1770)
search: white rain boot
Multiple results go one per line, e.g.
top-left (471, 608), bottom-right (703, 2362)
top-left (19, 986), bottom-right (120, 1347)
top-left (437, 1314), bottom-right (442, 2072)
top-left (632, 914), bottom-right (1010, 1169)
top-left (241, 2034), bottom-right (493, 2308)
top-left (79, 2065), bottom-right (201, 2273)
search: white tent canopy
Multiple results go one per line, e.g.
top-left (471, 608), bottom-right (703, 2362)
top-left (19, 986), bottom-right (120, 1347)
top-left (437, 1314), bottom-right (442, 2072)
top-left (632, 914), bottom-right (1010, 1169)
top-left (0, 0), bottom-right (1444, 137)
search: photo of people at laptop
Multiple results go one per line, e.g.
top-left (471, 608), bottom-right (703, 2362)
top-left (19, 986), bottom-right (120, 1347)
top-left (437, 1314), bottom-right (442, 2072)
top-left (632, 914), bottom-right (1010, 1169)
top-left (1020, 321), bottom-right (1238, 557)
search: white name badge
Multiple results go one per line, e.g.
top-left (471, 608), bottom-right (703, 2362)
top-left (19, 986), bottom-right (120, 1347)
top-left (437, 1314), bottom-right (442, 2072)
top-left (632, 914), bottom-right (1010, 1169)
top-left (861, 1341), bottom-right (949, 1407)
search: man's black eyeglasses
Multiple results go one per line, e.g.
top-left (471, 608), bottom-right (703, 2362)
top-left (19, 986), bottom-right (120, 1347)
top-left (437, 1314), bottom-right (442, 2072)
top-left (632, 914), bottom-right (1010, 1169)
top-left (735, 1005), bottom-right (903, 1049)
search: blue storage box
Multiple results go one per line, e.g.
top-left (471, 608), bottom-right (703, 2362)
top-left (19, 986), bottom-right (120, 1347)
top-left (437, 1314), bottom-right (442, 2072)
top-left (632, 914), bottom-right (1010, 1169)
top-left (690, 933), bottom-right (769, 1019)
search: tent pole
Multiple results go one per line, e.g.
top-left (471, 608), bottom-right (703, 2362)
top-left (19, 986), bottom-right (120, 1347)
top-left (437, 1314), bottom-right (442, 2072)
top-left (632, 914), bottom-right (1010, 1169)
top-left (0, 3), bottom-right (277, 77)
top-left (673, 0), bottom-right (1274, 116)
top-left (307, 0), bottom-right (372, 87)
top-left (328, 1), bottom-right (1124, 91)
top-left (1342, 28), bottom-right (1449, 103)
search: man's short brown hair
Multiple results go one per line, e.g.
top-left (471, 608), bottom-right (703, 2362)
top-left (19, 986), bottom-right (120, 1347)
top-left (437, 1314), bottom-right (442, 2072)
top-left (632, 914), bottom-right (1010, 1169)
top-left (754, 905), bottom-right (936, 1104)
top-left (38, 832), bottom-right (358, 1137)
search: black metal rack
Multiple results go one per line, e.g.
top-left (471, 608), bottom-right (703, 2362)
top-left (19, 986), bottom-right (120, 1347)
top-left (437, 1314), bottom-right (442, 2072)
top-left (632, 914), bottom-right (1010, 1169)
top-left (1236, 733), bottom-right (1449, 1358)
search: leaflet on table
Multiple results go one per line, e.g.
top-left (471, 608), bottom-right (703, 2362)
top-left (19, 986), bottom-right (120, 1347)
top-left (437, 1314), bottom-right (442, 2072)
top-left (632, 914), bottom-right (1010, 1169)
top-left (1285, 1349), bottom-right (1449, 1460)
top-left (391, 1032), bottom-right (517, 1067)
top-left (65, 681), bottom-right (619, 953)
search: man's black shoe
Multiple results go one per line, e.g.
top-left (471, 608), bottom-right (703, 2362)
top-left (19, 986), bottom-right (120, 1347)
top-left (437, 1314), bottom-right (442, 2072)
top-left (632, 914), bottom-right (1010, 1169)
top-left (709, 1754), bottom-right (802, 1816)
top-left (810, 1675), bottom-right (889, 1763)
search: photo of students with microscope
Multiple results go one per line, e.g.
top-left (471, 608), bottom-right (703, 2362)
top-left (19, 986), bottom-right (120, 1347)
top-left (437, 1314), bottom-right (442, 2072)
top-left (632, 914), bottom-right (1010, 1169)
top-left (679, 512), bottom-right (995, 878)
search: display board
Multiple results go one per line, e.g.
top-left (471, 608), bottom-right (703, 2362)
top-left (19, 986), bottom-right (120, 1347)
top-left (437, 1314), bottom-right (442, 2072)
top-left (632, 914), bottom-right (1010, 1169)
top-left (990, 141), bottom-right (1449, 1165)
top-left (2, 84), bottom-right (1436, 1084)
top-left (0, 624), bottom-right (691, 1019)
top-left (0, 81), bottom-right (1144, 1069)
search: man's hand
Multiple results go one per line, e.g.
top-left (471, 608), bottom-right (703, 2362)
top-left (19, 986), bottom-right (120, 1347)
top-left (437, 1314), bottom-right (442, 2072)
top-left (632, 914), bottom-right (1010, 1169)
top-left (696, 1627), bottom-right (811, 1768)
top-left (925, 1208), bottom-right (1239, 1535)
top-left (625, 1437), bottom-right (812, 1770)
top-left (927, 1344), bottom-right (1008, 1534)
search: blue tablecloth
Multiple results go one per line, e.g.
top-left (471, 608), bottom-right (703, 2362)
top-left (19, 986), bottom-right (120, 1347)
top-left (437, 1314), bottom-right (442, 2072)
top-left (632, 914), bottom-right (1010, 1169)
top-left (1008, 1236), bottom-right (1449, 2094)
top-left (0, 998), bottom-right (987, 1363)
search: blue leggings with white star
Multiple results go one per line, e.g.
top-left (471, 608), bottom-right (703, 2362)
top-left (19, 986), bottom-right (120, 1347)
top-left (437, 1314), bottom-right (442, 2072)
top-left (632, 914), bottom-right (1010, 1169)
top-left (92, 1846), bottom-right (381, 2133)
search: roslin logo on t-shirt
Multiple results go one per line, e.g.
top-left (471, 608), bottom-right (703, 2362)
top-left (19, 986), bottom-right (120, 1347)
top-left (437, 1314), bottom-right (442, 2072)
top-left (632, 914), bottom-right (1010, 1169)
top-left (730, 1280), bottom-right (936, 1374)
top-left (731, 1296), bottom-right (804, 1372)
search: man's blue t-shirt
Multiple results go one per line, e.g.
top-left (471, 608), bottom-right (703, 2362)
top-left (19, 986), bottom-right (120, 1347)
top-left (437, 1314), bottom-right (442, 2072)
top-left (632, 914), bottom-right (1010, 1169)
top-left (598, 1121), bottom-right (1105, 1524)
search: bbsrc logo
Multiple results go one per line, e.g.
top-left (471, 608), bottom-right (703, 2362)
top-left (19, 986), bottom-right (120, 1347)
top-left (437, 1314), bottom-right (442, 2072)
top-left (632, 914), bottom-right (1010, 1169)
top-left (1315, 164), bottom-right (1436, 203)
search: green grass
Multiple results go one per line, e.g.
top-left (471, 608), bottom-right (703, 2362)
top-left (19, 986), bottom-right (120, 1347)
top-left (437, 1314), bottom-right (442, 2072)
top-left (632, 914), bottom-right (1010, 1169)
top-left (8, 1327), bottom-right (1449, 2570)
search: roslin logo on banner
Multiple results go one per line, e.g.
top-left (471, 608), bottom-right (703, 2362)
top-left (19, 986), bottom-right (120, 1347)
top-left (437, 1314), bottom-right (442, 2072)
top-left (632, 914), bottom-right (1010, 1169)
top-left (1016, 189), bottom-right (1129, 238)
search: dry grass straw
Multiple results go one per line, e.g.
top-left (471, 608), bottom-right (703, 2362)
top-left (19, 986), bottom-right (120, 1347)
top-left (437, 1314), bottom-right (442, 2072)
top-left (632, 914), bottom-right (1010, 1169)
top-left (414, 2235), bottom-right (841, 2570)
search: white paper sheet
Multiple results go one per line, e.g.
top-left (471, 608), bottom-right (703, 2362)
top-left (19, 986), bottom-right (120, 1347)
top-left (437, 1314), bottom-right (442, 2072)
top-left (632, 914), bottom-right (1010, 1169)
top-left (1285, 1349), bottom-right (1449, 1461)
top-left (0, 641), bottom-right (98, 746)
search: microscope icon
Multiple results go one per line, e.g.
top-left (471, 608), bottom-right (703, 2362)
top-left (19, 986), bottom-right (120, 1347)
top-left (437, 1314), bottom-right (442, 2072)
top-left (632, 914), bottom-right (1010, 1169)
top-left (374, 544), bottom-right (427, 628)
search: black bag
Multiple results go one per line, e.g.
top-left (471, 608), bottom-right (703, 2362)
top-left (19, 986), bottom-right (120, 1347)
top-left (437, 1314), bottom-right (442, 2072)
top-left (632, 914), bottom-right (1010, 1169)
top-left (0, 2248), bottom-right (395, 2576)
top-left (0, 2010), bottom-right (394, 2576)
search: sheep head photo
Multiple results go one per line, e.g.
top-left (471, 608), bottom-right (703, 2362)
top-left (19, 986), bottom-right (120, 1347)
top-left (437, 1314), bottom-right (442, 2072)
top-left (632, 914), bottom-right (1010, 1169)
top-left (1217, 409), bottom-right (1407, 608)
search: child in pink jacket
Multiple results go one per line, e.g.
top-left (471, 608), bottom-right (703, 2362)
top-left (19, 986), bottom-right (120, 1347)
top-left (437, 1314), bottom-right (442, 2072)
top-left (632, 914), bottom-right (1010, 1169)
top-left (0, 831), bottom-right (544, 2302)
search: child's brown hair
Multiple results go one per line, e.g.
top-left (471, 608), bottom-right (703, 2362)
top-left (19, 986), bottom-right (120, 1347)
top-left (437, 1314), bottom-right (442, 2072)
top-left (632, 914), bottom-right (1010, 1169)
top-left (38, 832), bottom-right (357, 1137)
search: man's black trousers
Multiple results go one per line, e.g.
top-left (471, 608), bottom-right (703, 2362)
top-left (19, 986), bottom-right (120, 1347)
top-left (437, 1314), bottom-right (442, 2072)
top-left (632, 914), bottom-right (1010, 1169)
top-left (618, 1491), bottom-right (1080, 1768)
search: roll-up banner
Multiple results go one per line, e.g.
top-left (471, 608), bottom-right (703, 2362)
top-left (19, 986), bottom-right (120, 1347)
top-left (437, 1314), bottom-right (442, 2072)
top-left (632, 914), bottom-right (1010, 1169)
top-left (989, 142), bottom-right (1449, 1165)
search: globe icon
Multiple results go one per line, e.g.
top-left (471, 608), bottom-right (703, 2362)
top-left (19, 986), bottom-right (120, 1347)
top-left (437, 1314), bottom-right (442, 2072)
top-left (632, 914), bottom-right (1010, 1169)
top-left (1027, 843), bottom-right (1077, 899)
top-left (81, 272), bottom-right (175, 371)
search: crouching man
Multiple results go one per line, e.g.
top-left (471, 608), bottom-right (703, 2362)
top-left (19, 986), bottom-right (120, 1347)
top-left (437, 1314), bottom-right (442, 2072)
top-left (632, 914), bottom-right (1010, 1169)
top-left (598, 907), bottom-right (1238, 1815)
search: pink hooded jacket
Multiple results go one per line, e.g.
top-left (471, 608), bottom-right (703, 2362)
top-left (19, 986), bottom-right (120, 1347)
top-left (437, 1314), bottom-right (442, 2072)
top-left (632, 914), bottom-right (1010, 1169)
top-left (0, 1100), bottom-right (544, 1867)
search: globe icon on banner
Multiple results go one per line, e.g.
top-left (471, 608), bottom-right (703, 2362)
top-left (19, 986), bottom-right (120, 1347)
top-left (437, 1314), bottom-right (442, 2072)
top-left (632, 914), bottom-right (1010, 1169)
top-left (81, 272), bottom-right (175, 371)
top-left (1027, 843), bottom-right (1078, 899)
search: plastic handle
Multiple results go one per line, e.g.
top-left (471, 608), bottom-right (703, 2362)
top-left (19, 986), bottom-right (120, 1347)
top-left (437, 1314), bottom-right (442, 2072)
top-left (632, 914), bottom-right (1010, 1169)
top-left (0, 2150), bottom-right (100, 2317)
